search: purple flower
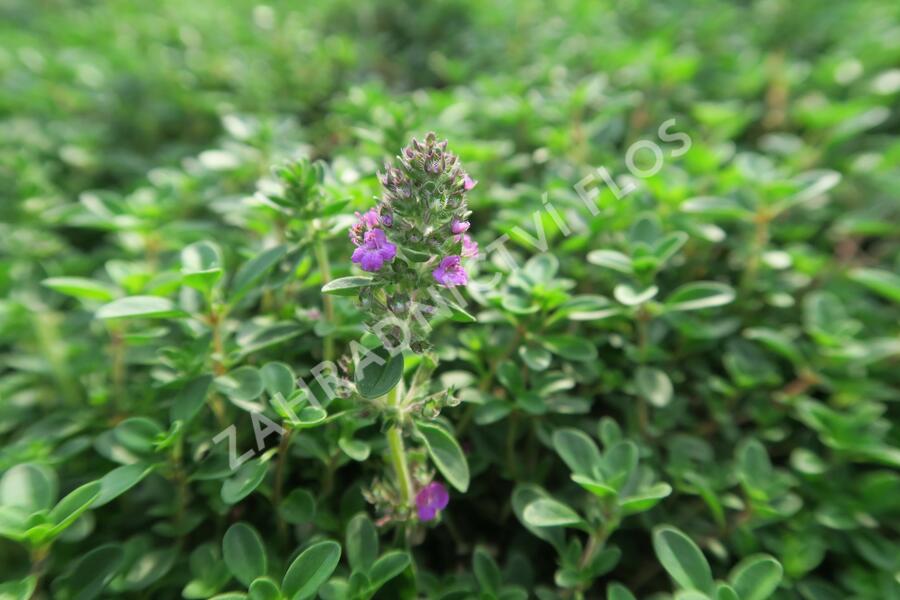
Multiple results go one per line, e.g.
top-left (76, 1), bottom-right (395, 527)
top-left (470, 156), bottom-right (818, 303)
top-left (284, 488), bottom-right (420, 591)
top-left (349, 208), bottom-right (382, 245)
top-left (463, 175), bottom-right (477, 191)
top-left (416, 481), bottom-right (449, 521)
top-left (458, 234), bottom-right (478, 258)
top-left (357, 209), bottom-right (381, 228)
top-left (451, 219), bottom-right (470, 234)
top-left (351, 229), bottom-right (397, 272)
top-left (433, 255), bottom-right (468, 287)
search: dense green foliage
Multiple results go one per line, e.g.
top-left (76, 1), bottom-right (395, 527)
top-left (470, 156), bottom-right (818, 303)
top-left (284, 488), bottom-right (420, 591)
top-left (2, 0), bottom-right (899, 599)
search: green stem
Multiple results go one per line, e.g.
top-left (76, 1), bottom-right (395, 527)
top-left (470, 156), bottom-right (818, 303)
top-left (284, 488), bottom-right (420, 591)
top-left (110, 325), bottom-right (126, 414)
top-left (314, 237), bottom-right (336, 362)
top-left (576, 516), bottom-right (620, 595)
top-left (506, 412), bottom-right (520, 479)
top-left (385, 385), bottom-right (413, 508)
top-left (274, 427), bottom-right (295, 544)
top-left (172, 435), bottom-right (190, 548)
top-left (33, 310), bottom-right (81, 407)
top-left (739, 213), bottom-right (770, 296)
top-left (206, 306), bottom-right (229, 428)
top-left (30, 545), bottom-right (50, 599)
top-left (578, 532), bottom-right (601, 569)
top-left (634, 310), bottom-right (651, 433)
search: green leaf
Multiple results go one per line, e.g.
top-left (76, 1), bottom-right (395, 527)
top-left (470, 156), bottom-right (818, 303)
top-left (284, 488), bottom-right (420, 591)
top-left (522, 498), bottom-right (583, 527)
top-left (674, 592), bottom-right (711, 600)
top-left (230, 245), bottom-right (287, 304)
top-left (42, 277), bottom-right (118, 301)
top-left (355, 346), bottom-right (404, 400)
top-left (519, 345), bottom-right (552, 371)
top-left (416, 421), bottom-right (470, 492)
top-left (113, 417), bottom-right (163, 455)
top-left (217, 366), bottom-right (265, 404)
top-left (629, 214), bottom-right (662, 247)
top-left (715, 583), bottom-right (740, 600)
top-left (681, 196), bottom-right (752, 220)
top-left (541, 335), bottom-right (598, 362)
top-left (0, 506), bottom-right (30, 542)
top-left (171, 375), bottom-right (213, 424)
top-left (181, 240), bottom-right (224, 292)
top-left (652, 526), bottom-right (714, 594)
top-left (184, 543), bottom-right (231, 599)
top-left (552, 428), bottom-right (601, 478)
top-left (743, 328), bottom-right (804, 365)
top-left (635, 367), bottom-right (673, 407)
top-left (473, 547), bottom-right (501, 594)
top-left (322, 276), bottom-right (374, 296)
top-left (587, 250), bottom-right (633, 274)
top-left (571, 474), bottom-right (617, 498)
top-left (558, 295), bottom-right (621, 321)
top-left (665, 282), bottom-right (735, 312)
top-left (614, 284), bottom-right (659, 306)
top-left (291, 406), bottom-right (328, 428)
top-left (282, 540), bottom-right (341, 600)
top-left (619, 483), bottom-right (673, 515)
top-left (235, 323), bottom-right (305, 358)
top-left (221, 459), bottom-right (268, 505)
top-left (780, 169), bottom-right (841, 209)
top-left (223, 522), bottom-right (267, 586)
top-left (48, 481), bottom-right (102, 538)
top-left (93, 464), bottom-right (154, 507)
top-left (849, 268), bottom-right (900, 303)
top-left (653, 231), bottom-right (688, 264)
top-left (523, 253), bottom-right (559, 282)
top-left (602, 441), bottom-right (639, 490)
top-left (729, 555), bottom-right (783, 600)
top-left (52, 543), bottom-right (123, 600)
top-left (280, 489), bottom-right (316, 525)
top-left (511, 485), bottom-right (566, 551)
top-left (736, 438), bottom-right (772, 493)
top-left (369, 551), bottom-right (411, 591)
top-left (96, 296), bottom-right (187, 320)
top-left (0, 463), bottom-right (57, 513)
top-left (261, 362), bottom-right (295, 398)
top-left (118, 547), bottom-right (175, 591)
top-left (248, 577), bottom-right (282, 600)
top-left (447, 301), bottom-right (477, 323)
top-left (607, 583), bottom-right (637, 600)
top-left (345, 513), bottom-right (378, 572)
top-left (0, 576), bottom-right (36, 600)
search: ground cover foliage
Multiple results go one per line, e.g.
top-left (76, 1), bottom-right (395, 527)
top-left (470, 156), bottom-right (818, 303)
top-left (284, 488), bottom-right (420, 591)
top-left (1, 0), bottom-right (899, 599)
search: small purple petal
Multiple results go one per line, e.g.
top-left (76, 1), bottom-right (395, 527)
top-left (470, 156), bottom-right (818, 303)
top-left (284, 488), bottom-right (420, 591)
top-left (350, 228), bottom-right (396, 272)
top-left (416, 482), bottom-right (449, 521)
top-left (433, 255), bottom-right (468, 287)
top-left (451, 219), bottom-right (470, 234)
top-left (459, 234), bottom-right (478, 258)
top-left (463, 175), bottom-right (477, 191)
top-left (378, 241), bottom-right (397, 261)
top-left (360, 252), bottom-right (384, 272)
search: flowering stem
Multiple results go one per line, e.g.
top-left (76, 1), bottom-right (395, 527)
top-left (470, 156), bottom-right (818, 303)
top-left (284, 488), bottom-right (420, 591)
top-left (385, 385), bottom-right (413, 509)
top-left (314, 237), bottom-right (336, 362)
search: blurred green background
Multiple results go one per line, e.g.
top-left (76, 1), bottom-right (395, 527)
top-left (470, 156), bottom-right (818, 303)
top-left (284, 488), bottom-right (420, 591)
top-left (3, 0), bottom-right (898, 197)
